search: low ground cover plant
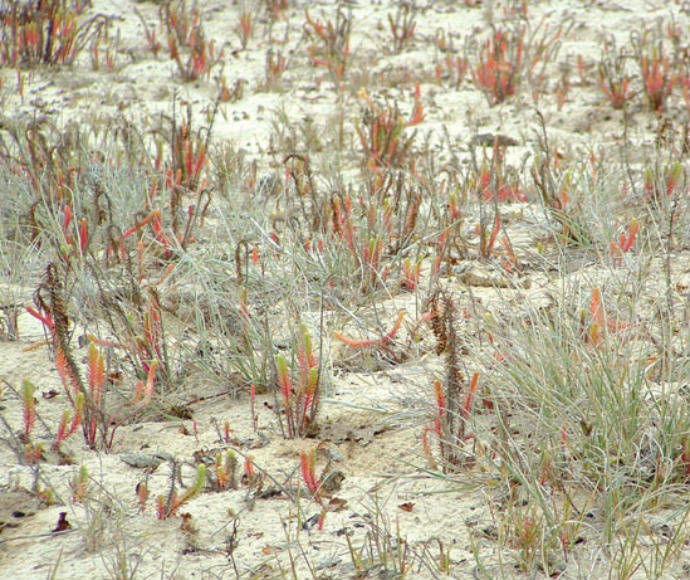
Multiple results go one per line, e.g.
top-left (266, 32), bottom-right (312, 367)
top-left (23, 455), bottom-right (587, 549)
top-left (0, 1), bottom-right (689, 579)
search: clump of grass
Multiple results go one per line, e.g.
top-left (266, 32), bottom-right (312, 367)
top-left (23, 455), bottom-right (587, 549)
top-left (479, 279), bottom-right (690, 576)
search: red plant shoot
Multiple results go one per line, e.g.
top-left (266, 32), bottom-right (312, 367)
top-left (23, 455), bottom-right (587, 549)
top-left (334, 310), bottom-right (405, 349)
top-left (474, 28), bottom-right (524, 105)
top-left (300, 448), bottom-right (320, 497)
top-left (609, 218), bottom-right (639, 265)
top-left (640, 45), bottom-right (675, 113)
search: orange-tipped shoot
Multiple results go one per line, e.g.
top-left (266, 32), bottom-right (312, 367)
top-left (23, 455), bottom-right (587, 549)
top-left (334, 310), bottom-right (405, 349)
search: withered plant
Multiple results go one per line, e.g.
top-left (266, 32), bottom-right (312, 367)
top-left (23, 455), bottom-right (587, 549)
top-left (387, 2), bottom-right (416, 55)
top-left (423, 290), bottom-right (477, 471)
top-left (531, 111), bottom-right (591, 246)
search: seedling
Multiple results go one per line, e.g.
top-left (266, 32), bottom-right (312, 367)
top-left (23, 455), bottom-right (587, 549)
top-left (20, 379), bottom-right (43, 464)
top-left (237, 10), bottom-right (252, 50)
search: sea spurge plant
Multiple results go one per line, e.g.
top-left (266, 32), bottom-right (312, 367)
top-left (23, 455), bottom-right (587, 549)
top-left (82, 340), bottom-right (104, 448)
top-left (305, 5), bottom-right (351, 83)
top-left (61, 203), bottom-right (89, 259)
top-left (0, 0), bottom-right (108, 67)
top-left (436, 52), bottom-right (468, 88)
top-left (401, 257), bottom-right (422, 291)
top-left (477, 150), bottom-right (525, 203)
top-left (264, 48), bottom-right (287, 90)
top-left (132, 359), bottom-right (158, 406)
top-left (408, 81), bottom-right (424, 126)
top-left (474, 28), bottom-right (524, 105)
top-left (22, 379), bottom-right (36, 442)
top-left (71, 463), bottom-right (89, 503)
top-left (21, 379), bottom-right (43, 463)
top-left (237, 11), bottom-right (252, 50)
top-left (52, 392), bottom-right (83, 450)
top-left (300, 448), bottom-right (320, 497)
top-left (122, 209), bottom-right (175, 259)
top-left (27, 265), bottom-right (161, 450)
top-left (388, 2), bottom-right (416, 54)
top-left (211, 450), bottom-right (237, 490)
top-left (598, 38), bottom-right (631, 110)
top-left (334, 310), bottom-right (405, 350)
top-left (609, 218), bottom-right (639, 266)
top-left (422, 373), bottom-right (479, 472)
top-left (355, 89), bottom-right (417, 176)
top-left (169, 102), bottom-right (208, 193)
top-left (265, 0), bottom-right (288, 20)
top-left (275, 325), bottom-right (321, 438)
top-left (424, 291), bottom-right (480, 471)
top-left (644, 161), bottom-right (686, 203)
top-left (157, 464), bottom-right (206, 519)
top-left (27, 263), bottom-right (84, 406)
top-left (584, 287), bottom-right (629, 348)
top-left (161, 0), bottom-right (223, 81)
top-left (639, 44), bottom-right (675, 113)
top-left (477, 212), bottom-right (502, 260)
top-left (586, 287), bottom-right (605, 347)
top-left (524, 17), bottom-right (568, 100)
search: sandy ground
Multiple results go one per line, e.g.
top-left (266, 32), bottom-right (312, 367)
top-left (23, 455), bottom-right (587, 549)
top-left (1, 0), bottom-right (690, 579)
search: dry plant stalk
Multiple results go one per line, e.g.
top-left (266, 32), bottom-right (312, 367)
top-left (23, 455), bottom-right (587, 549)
top-left (426, 290), bottom-right (477, 471)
